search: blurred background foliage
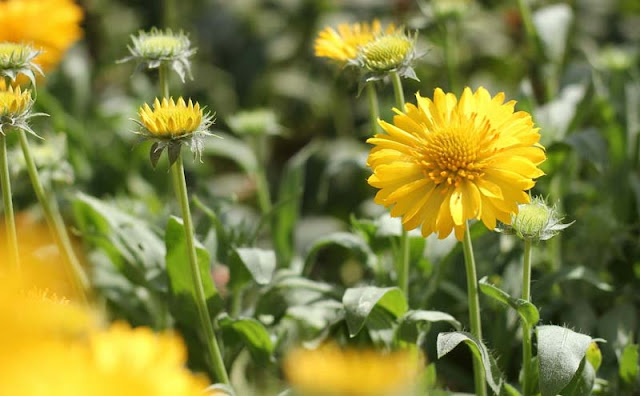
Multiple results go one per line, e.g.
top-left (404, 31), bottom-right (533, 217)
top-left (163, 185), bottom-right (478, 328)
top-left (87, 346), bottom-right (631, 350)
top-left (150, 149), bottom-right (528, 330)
top-left (13, 0), bottom-right (640, 394)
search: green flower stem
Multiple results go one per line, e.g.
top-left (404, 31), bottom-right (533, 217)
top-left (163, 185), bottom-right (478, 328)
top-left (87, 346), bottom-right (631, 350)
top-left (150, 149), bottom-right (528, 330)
top-left (250, 135), bottom-right (272, 216)
top-left (521, 239), bottom-right (534, 396)
top-left (462, 224), bottom-right (487, 396)
top-left (366, 82), bottom-right (381, 134)
top-left (159, 63), bottom-right (170, 98)
top-left (390, 71), bottom-right (410, 299)
top-left (18, 130), bottom-right (89, 302)
top-left (171, 154), bottom-right (230, 385)
top-left (442, 21), bottom-right (460, 93)
top-left (0, 134), bottom-right (19, 276)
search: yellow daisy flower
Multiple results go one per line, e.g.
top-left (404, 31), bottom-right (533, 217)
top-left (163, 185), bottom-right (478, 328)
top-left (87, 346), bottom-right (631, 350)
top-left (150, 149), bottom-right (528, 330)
top-left (136, 97), bottom-right (215, 167)
top-left (314, 20), bottom-right (396, 63)
top-left (367, 87), bottom-right (546, 240)
top-left (284, 343), bottom-right (423, 396)
top-left (0, 0), bottom-right (83, 73)
top-left (0, 81), bottom-right (42, 136)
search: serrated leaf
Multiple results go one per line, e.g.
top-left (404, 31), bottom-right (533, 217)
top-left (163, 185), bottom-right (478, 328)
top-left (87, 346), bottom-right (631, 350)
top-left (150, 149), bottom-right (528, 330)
top-left (536, 325), bottom-right (592, 396)
top-left (619, 344), bottom-right (639, 385)
top-left (479, 277), bottom-right (540, 327)
top-left (165, 216), bottom-right (222, 326)
top-left (436, 331), bottom-right (503, 394)
top-left (72, 193), bottom-right (166, 290)
top-left (342, 286), bottom-right (407, 337)
top-left (228, 247), bottom-right (276, 291)
top-left (218, 313), bottom-right (273, 364)
top-left (303, 232), bottom-right (376, 276)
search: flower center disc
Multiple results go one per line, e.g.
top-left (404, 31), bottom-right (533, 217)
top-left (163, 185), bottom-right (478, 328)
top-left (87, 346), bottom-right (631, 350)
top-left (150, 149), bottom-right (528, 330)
top-left (140, 36), bottom-right (183, 56)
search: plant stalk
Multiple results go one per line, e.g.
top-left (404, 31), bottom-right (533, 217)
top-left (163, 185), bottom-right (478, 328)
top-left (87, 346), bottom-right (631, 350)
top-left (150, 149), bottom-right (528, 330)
top-left (389, 71), bottom-right (410, 299)
top-left (18, 130), bottom-right (89, 302)
top-left (442, 20), bottom-right (460, 93)
top-left (462, 224), bottom-right (487, 396)
top-left (0, 134), bottom-right (19, 276)
top-left (171, 154), bottom-right (230, 384)
top-left (366, 82), bottom-right (381, 134)
top-left (521, 240), bottom-right (534, 396)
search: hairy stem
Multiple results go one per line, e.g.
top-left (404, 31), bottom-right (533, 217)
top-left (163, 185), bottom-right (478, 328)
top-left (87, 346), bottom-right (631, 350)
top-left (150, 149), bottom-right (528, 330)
top-left (0, 134), bottom-right (19, 276)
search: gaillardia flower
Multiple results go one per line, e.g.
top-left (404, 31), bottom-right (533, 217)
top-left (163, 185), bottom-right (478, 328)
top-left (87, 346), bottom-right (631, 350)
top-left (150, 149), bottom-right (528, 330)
top-left (284, 344), bottom-right (423, 396)
top-left (0, 0), bottom-right (83, 75)
top-left (0, 81), bottom-right (42, 137)
top-left (367, 87), bottom-right (546, 240)
top-left (120, 28), bottom-right (196, 82)
top-left (135, 97), bottom-right (215, 167)
top-left (314, 20), bottom-right (396, 64)
top-left (356, 30), bottom-right (418, 81)
top-left (0, 42), bottom-right (43, 85)
top-left (500, 196), bottom-right (573, 241)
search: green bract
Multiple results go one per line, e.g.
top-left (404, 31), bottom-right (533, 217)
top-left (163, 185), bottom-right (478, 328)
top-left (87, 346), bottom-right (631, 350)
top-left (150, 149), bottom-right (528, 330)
top-left (0, 42), bottom-right (43, 86)
top-left (119, 27), bottom-right (196, 82)
top-left (500, 196), bottom-right (574, 241)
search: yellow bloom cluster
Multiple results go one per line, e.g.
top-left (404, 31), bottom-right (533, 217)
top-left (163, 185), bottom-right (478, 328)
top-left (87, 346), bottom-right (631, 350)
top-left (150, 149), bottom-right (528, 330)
top-left (367, 87), bottom-right (545, 240)
top-left (284, 343), bottom-right (423, 395)
top-left (0, 0), bottom-right (83, 73)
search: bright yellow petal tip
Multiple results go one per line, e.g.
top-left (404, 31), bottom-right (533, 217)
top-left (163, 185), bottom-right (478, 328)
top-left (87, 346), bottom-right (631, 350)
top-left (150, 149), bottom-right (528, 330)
top-left (138, 96), bottom-right (204, 138)
top-left (367, 87), bottom-right (546, 240)
top-left (0, 83), bottom-right (32, 116)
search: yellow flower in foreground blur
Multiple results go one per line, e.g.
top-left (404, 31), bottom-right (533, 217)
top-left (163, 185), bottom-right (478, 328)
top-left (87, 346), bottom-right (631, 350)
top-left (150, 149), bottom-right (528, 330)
top-left (0, 0), bottom-right (83, 73)
top-left (367, 87), bottom-right (545, 240)
top-left (284, 344), bottom-right (423, 395)
top-left (314, 20), bottom-right (396, 63)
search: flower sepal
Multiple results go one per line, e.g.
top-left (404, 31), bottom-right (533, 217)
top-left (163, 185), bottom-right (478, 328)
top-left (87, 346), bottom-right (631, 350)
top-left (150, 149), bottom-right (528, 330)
top-left (0, 42), bottom-right (44, 87)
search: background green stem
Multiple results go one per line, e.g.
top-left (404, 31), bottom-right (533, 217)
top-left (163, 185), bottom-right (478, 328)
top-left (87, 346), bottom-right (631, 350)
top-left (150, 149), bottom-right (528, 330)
top-left (462, 224), bottom-right (487, 396)
top-left (0, 134), bottom-right (20, 276)
top-left (442, 20), bottom-right (461, 93)
top-left (389, 71), bottom-right (410, 299)
top-left (171, 154), bottom-right (230, 384)
top-left (18, 130), bottom-right (89, 302)
top-left (521, 240), bottom-right (534, 396)
top-left (366, 82), bottom-right (381, 134)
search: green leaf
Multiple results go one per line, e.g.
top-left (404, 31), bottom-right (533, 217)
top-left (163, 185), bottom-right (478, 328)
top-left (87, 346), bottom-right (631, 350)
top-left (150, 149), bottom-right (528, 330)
top-left (396, 310), bottom-right (461, 343)
top-left (342, 286), bottom-right (408, 337)
top-left (303, 232), bottom-right (376, 276)
top-left (535, 266), bottom-right (613, 294)
top-left (502, 383), bottom-right (522, 396)
top-left (619, 344), bottom-right (639, 385)
top-left (532, 4), bottom-right (573, 64)
top-left (436, 331), bottom-right (503, 394)
top-left (204, 131), bottom-right (257, 173)
top-left (479, 277), bottom-right (540, 327)
top-left (273, 140), bottom-right (321, 265)
top-left (165, 216), bottom-right (222, 326)
top-left (536, 325), bottom-right (592, 396)
top-left (597, 304), bottom-right (636, 360)
top-left (228, 247), bottom-right (276, 291)
top-left (73, 192), bottom-right (166, 290)
top-left (560, 358), bottom-right (595, 396)
top-left (218, 313), bottom-right (274, 364)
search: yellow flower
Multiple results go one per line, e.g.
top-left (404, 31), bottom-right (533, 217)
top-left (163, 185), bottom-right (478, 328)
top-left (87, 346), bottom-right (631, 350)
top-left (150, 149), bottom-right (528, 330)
top-left (82, 322), bottom-right (209, 396)
top-left (0, 83), bottom-right (32, 116)
top-left (284, 344), bottom-right (423, 396)
top-left (139, 97), bottom-right (206, 138)
top-left (360, 33), bottom-right (415, 73)
top-left (314, 20), bottom-right (396, 63)
top-left (367, 87), bottom-right (545, 240)
top-left (0, 0), bottom-right (83, 73)
top-left (136, 97), bottom-right (215, 167)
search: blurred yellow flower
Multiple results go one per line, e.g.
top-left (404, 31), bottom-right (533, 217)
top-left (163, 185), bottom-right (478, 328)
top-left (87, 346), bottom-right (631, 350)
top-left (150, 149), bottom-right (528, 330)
top-left (139, 97), bottom-right (206, 138)
top-left (367, 87), bottom-right (545, 240)
top-left (314, 20), bottom-right (396, 63)
top-left (0, 0), bottom-right (83, 73)
top-left (284, 343), bottom-right (423, 395)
